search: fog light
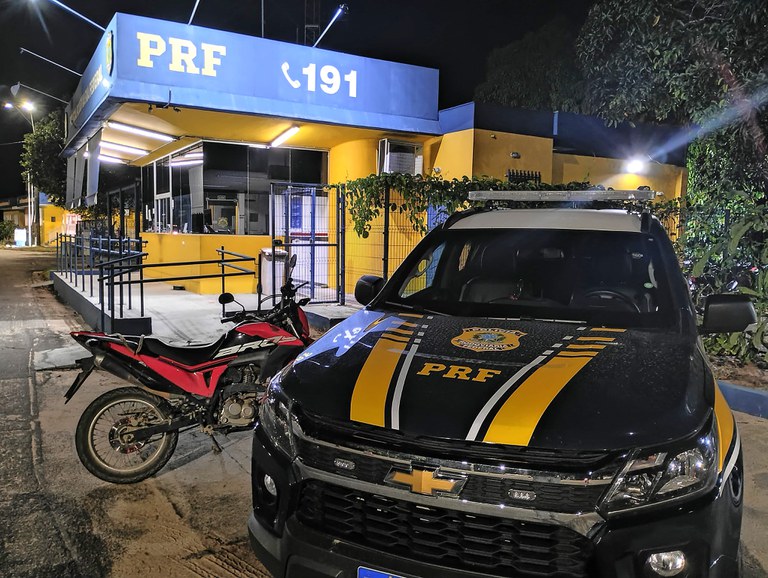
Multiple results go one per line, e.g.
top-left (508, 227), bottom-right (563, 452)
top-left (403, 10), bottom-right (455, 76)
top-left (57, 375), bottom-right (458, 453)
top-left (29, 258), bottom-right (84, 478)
top-left (263, 474), bottom-right (277, 497)
top-left (647, 551), bottom-right (686, 576)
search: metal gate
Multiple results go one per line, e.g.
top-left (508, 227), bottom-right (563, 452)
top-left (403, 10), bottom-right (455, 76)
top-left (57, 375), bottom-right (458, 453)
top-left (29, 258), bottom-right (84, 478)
top-left (268, 182), bottom-right (345, 305)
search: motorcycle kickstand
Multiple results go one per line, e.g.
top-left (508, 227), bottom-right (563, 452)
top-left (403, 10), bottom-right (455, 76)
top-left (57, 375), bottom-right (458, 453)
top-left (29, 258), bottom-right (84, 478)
top-left (202, 426), bottom-right (223, 454)
top-left (210, 434), bottom-right (223, 454)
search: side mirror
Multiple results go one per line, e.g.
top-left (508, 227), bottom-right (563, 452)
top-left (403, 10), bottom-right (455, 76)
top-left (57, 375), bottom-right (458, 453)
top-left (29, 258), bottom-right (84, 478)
top-left (700, 294), bottom-right (757, 333)
top-left (355, 275), bottom-right (385, 306)
top-left (218, 292), bottom-right (235, 305)
top-left (289, 254), bottom-right (297, 268)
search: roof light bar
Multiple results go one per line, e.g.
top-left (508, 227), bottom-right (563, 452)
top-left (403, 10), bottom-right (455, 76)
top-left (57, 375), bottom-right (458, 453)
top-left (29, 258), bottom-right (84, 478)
top-left (468, 190), bottom-right (658, 202)
top-left (106, 121), bottom-right (175, 142)
top-left (100, 141), bottom-right (149, 156)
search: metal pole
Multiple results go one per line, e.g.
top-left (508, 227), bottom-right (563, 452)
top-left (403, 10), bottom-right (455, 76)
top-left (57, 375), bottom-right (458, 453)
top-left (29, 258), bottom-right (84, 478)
top-left (338, 184), bottom-right (346, 305)
top-left (310, 187), bottom-right (316, 300)
top-left (383, 184), bottom-right (390, 281)
top-left (220, 245), bottom-right (226, 315)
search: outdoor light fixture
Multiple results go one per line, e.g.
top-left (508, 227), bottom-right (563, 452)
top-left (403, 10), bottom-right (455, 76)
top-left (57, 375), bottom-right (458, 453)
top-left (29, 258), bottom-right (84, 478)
top-left (313, 4), bottom-right (348, 47)
top-left (106, 121), bottom-right (175, 142)
top-left (32, 0), bottom-right (106, 32)
top-left (100, 141), bottom-right (149, 156)
top-left (3, 102), bottom-right (12, 109)
top-left (10, 82), bottom-right (68, 104)
top-left (21, 102), bottom-right (35, 112)
top-left (625, 158), bottom-right (648, 174)
top-left (270, 126), bottom-right (300, 148)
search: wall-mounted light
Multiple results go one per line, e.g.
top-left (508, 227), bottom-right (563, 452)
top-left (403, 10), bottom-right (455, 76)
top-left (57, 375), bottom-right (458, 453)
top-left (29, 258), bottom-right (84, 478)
top-left (510, 151), bottom-right (521, 159)
top-left (270, 126), bottom-right (300, 148)
top-left (106, 121), bottom-right (175, 142)
top-left (625, 158), bottom-right (647, 174)
top-left (100, 141), bottom-right (149, 156)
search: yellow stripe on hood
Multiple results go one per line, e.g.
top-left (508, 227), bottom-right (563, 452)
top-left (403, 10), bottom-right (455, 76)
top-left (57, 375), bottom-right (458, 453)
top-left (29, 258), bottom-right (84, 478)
top-left (483, 353), bottom-right (593, 446)
top-left (349, 318), bottom-right (416, 426)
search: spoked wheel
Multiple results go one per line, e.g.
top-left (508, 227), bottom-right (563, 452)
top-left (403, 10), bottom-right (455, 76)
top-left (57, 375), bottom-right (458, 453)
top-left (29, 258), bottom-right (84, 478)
top-left (75, 387), bottom-right (178, 484)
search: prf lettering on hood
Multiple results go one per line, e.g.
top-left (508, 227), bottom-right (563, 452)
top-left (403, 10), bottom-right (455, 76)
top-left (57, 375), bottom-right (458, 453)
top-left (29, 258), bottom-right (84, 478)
top-left (417, 363), bottom-right (501, 383)
top-left (136, 32), bottom-right (227, 77)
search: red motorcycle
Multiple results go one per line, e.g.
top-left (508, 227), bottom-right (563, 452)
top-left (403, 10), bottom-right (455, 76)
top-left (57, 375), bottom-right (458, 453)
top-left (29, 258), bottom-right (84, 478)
top-left (66, 262), bottom-right (311, 484)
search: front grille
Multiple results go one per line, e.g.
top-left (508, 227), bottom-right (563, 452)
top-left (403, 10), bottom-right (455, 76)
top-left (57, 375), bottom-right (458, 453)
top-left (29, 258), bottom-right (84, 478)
top-left (297, 439), bottom-right (607, 513)
top-left (296, 480), bottom-right (594, 577)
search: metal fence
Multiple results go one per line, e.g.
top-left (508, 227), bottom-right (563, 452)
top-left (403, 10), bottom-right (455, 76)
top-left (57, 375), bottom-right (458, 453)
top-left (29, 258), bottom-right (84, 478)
top-left (56, 233), bottom-right (258, 329)
top-left (268, 182), bottom-right (344, 305)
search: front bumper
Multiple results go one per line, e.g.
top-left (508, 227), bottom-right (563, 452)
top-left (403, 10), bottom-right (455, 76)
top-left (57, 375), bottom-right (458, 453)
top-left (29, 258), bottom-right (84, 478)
top-left (248, 424), bottom-right (743, 578)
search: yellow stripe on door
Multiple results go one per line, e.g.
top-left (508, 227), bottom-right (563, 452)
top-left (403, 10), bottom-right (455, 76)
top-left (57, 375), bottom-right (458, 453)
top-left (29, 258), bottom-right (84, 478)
top-left (482, 354), bottom-right (593, 446)
top-left (350, 321), bottom-right (415, 426)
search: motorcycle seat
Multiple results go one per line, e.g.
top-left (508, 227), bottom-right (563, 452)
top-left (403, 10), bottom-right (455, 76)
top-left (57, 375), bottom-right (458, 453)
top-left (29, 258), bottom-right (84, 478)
top-left (138, 334), bottom-right (228, 367)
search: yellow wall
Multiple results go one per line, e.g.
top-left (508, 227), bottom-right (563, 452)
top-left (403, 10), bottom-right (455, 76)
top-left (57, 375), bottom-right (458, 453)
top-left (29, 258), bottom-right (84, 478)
top-left (552, 153), bottom-right (686, 199)
top-left (40, 205), bottom-right (67, 245)
top-left (142, 233), bottom-right (271, 293)
top-left (472, 129), bottom-right (554, 182)
top-left (428, 129), bottom-right (474, 180)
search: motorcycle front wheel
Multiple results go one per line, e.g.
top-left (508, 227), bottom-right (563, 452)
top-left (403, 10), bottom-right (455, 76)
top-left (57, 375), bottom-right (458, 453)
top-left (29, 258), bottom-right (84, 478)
top-left (75, 387), bottom-right (179, 484)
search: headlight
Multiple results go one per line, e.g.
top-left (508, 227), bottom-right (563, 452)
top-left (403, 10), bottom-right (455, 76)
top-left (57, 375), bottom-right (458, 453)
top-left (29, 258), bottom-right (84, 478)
top-left (258, 371), bottom-right (298, 459)
top-left (601, 419), bottom-right (718, 515)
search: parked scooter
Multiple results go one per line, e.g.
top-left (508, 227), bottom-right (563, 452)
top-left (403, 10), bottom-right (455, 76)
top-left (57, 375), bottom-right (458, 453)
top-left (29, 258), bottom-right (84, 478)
top-left (66, 255), bottom-right (311, 484)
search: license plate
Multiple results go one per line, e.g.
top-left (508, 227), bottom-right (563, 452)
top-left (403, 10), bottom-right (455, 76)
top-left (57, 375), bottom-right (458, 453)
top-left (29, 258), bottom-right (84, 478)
top-left (358, 567), bottom-right (405, 578)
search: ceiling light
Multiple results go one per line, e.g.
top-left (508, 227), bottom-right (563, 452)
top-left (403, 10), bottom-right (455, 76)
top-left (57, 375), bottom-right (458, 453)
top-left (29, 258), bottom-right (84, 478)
top-left (98, 154), bottom-right (126, 164)
top-left (180, 151), bottom-right (204, 159)
top-left (106, 121), bottom-right (175, 142)
top-left (249, 143), bottom-right (269, 149)
top-left (270, 126), bottom-right (300, 148)
top-left (170, 159), bottom-right (204, 167)
top-left (100, 141), bottom-right (149, 156)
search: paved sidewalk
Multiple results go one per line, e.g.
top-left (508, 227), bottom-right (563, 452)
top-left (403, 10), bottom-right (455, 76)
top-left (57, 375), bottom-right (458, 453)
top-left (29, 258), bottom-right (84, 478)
top-left (39, 276), bottom-right (360, 370)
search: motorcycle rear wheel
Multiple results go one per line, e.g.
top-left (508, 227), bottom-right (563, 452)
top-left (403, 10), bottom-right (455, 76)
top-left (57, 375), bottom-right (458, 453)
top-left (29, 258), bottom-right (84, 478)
top-left (75, 387), bottom-right (179, 484)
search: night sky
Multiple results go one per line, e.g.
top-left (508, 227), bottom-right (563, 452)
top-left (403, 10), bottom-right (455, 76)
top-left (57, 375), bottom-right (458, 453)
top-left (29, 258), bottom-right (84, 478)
top-left (0, 0), bottom-right (592, 199)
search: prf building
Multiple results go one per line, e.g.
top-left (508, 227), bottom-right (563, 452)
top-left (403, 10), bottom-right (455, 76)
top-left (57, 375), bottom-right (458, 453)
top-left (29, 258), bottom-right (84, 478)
top-left (63, 13), bottom-right (687, 294)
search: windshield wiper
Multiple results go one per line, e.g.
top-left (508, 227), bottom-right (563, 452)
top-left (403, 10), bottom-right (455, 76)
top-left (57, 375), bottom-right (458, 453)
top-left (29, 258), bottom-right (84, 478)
top-left (382, 300), bottom-right (447, 316)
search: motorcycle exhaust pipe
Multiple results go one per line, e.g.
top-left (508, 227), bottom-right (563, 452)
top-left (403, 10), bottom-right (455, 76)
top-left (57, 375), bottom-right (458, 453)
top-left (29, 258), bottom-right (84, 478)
top-left (93, 353), bottom-right (145, 387)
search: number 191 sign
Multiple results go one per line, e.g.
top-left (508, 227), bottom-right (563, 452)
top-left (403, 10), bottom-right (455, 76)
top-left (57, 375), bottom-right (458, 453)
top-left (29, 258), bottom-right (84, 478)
top-left (282, 62), bottom-right (357, 98)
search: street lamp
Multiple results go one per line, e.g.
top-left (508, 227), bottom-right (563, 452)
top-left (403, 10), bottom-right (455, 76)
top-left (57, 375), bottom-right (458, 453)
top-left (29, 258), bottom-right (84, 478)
top-left (3, 101), bottom-right (37, 246)
top-left (11, 82), bottom-right (68, 104)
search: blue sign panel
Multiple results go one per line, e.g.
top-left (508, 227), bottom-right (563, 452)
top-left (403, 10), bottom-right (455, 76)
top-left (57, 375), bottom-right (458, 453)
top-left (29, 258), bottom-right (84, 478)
top-left (107, 13), bottom-right (438, 132)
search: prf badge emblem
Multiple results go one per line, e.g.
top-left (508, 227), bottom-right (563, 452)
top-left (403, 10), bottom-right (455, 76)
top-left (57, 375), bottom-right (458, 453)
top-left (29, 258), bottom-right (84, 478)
top-left (451, 327), bottom-right (526, 352)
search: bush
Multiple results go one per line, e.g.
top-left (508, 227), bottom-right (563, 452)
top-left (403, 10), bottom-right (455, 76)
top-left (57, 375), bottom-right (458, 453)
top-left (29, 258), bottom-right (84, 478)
top-left (0, 221), bottom-right (16, 242)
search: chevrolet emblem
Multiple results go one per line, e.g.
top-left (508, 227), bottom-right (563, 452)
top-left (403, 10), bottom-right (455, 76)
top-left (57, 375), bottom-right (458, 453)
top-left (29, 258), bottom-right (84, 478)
top-left (384, 466), bottom-right (466, 498)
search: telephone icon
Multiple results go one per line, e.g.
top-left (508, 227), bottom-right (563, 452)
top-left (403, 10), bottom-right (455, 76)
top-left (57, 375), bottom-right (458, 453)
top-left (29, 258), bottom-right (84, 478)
top-left (281, 62), bottom-right (301, 89)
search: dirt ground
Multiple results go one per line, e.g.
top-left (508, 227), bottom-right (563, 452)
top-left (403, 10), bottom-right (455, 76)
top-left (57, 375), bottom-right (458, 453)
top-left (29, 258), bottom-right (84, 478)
top-left (712, 357), bottom-right (768, 390)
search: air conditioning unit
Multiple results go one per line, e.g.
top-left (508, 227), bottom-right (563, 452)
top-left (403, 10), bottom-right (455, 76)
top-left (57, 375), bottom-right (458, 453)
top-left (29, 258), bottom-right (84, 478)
top-left (378, 139), bottom-right (423, 175)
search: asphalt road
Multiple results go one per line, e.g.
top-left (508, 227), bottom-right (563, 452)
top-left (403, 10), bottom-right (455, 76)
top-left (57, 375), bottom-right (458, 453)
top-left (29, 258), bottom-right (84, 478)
top-left (0, 249), bottom-right (268, 578)
top-left (0, 248), bottom-right (766, 577)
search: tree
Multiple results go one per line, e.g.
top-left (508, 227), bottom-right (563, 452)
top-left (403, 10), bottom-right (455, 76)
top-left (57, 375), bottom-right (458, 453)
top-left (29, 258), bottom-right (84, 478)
top-left (20, 110), bottom-right (66, 207)
top-left (577, 0), bottom-right (768, 126)
top-left (474, 17), bottom-right (586, 113)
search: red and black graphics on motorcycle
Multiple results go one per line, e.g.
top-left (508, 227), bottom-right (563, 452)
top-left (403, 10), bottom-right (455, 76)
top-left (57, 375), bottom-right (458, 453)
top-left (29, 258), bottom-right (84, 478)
top-left (215, 321), bottom-right (303, 358)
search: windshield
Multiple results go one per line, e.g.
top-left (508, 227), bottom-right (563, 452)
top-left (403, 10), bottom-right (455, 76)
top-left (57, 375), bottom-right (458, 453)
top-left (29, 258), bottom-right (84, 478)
top-left (384, 228), bottom-right (676, 328)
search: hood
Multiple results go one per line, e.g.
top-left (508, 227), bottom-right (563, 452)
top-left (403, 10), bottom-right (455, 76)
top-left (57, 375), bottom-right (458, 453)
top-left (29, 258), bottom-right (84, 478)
top-left (283, 309), bottom-right (710, 451)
